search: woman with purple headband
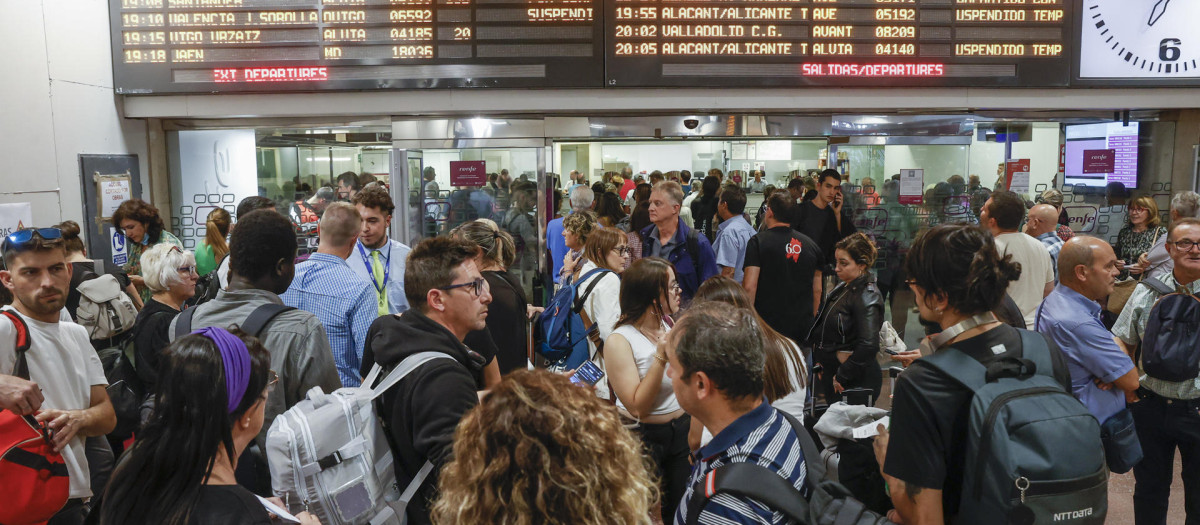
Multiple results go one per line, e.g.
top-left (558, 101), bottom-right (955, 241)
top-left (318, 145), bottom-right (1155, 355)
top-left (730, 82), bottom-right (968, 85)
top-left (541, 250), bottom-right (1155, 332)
top-left (95, 326), bottom-right (320, 525)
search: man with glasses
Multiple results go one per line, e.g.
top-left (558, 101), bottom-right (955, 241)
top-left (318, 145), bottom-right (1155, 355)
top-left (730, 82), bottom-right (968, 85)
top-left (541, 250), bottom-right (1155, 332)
top-left (360, 236), bottom-right (492, 525)
top-left (0, 228), bottom-right (116, 524)
top-left (1113, 217), bottom-right (1200, 524)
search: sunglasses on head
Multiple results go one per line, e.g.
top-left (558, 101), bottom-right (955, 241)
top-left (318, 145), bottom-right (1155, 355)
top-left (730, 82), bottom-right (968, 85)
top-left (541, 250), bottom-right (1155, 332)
top-left (2, 228), bottom-right (62, 252)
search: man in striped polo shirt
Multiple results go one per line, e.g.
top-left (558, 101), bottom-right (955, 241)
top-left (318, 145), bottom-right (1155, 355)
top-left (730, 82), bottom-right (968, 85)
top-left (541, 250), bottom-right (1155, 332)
top-left (667, 302), bottom-right (809, 524)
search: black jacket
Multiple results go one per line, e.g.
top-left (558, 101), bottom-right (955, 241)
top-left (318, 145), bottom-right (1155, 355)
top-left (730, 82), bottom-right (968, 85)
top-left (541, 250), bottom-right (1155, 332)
top-left (807, 274), bottom-right (884, 386)
top-left (360, 310), bottom-right (485, 525)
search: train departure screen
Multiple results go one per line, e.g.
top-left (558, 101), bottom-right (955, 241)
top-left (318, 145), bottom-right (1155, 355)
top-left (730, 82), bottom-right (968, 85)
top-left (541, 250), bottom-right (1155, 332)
top-left (110, 0), bottom-right (604, 92)
top-left (605, 0), bottom-right (1072, 87)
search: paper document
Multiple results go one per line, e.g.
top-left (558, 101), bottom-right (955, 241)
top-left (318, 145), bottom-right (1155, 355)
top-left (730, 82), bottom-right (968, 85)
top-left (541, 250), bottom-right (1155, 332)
top-left (851, 416), bottom-right (890, 440)
top-left (257, 495), bottom-right (301, 523)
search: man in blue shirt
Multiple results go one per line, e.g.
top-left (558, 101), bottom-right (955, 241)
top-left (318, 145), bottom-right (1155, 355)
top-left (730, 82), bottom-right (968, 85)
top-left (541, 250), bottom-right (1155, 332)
top-left (668, 302), bottom-right (808, 525)
top-left (547, 185), bottom-right (594, 284)
top-left (350, 186), bottom-right (412, 315)
top-left (282, 202), bottom-right (379, 387)
top-left (712, 185), bottom-right (755, 283)
top-left (641, 181), bottom-right (719, 302)
top-left (1035, 236), bottom-right (1138, 424)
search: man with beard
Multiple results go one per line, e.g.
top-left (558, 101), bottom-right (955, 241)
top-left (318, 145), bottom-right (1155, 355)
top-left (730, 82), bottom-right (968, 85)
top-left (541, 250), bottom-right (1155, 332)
top-left (0, 228), bottom-right (115, 524)
top-left (360, 236), bottom-right (493, 524)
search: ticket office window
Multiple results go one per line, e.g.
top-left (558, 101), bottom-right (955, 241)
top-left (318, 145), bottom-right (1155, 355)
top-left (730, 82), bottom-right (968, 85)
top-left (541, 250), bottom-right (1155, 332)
top-left (406, 147), bottom-right (543, 299)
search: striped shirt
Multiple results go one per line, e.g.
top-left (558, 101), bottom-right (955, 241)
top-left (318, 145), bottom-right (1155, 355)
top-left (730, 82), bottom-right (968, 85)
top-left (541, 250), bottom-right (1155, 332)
top-left (281, 253), bottom-right (379, 387)
top-left (675, 401), bottom-right (808, 525)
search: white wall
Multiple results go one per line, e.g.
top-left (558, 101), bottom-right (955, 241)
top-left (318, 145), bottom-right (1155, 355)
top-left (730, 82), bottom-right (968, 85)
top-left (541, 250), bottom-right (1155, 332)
top-left (0, 0), bottom-right (149, 243)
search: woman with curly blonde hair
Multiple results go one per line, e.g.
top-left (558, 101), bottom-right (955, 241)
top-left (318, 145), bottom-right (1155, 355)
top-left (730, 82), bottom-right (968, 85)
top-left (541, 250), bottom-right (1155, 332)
top-left (432, 369), bottom-right (658, 525)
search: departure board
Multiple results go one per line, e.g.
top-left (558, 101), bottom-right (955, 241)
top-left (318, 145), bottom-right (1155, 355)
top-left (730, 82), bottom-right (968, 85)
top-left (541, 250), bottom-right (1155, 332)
top-left (605, 0), bottom-right (1073, 87)
top-left (109, 0), bottom-right (604, 93)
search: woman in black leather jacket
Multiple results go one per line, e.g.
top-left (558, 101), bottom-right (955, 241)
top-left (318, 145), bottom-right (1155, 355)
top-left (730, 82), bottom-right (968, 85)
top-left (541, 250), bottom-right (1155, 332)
top-left (807, 232), bottom-right (884, 405)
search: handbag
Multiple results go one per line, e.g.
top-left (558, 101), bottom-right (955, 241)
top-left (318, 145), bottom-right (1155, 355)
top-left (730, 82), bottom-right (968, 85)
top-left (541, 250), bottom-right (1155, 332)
top-left (1107, 228), bottom-right (1163, 315)
top-left (1100, 407), bottom-right (1142, 474)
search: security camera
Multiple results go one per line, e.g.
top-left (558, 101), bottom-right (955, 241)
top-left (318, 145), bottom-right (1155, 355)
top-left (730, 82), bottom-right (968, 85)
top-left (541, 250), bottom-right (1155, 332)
top-left (683, 119), bottom-right (700, 130)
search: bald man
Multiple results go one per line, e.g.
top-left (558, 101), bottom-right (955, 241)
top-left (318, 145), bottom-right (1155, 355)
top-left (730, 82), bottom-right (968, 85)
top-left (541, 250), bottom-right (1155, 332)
top-left (1026, 203), bottom-right (1065, 281)
top-left (1035, 237), bottom-right (1139, 442)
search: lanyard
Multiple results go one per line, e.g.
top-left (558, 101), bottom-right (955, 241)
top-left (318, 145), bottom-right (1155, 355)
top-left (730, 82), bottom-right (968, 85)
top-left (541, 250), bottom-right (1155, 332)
top-left (357, 241), bottom-right (391, 294)
top-left (923, 312), bottom-right (999, 353)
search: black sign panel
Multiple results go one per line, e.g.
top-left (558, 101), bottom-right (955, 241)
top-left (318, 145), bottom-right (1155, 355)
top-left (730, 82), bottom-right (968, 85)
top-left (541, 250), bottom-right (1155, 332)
top-left (109, 0), bottom-right (604, 93)
top-left (606, 0), bottom-right (1073, 87)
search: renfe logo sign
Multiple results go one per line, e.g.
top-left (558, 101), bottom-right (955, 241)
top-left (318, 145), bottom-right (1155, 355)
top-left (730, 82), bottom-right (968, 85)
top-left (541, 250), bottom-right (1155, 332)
top-left (1082, 149), bottom-right (1116, 174)
top-left (450, 161), bottom-right (487, 187)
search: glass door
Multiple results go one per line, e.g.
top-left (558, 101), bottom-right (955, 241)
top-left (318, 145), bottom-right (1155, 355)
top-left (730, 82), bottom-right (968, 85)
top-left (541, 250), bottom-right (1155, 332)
top-left (395, 146), bottom-right (546, 299)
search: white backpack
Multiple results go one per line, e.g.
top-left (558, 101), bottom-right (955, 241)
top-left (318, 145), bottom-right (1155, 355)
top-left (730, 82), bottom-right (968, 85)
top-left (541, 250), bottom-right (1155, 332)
top-left (266, 352), bottom-right (452, 525)
top-left (75, 274), bottom-right (137, 340)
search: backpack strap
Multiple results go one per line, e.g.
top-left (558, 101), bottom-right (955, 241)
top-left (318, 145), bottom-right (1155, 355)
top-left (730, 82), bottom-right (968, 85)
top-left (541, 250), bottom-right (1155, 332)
top-left (241, 303), bottom-right (297, 338)
top-left (685, 462), bottom-right (810, 525)
top-left (2, 310), bottom-right (32, 379)
top-left (685, 227), bottom-right (701, 268)
top-left (919, 329), bottom-right (1054, 391)
top-left (175, 306), bottom-right (198, 339)
top-left (368, 351), bottom-right (456, 400)
top-left (1141, 277), bottom-right (1176, 296)
top-left (572, 269), bottom-right (612, 313)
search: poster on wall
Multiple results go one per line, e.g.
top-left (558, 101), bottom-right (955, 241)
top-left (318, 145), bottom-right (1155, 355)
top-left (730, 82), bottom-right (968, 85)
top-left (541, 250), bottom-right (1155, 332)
top-left (1006, 159), bottom-right (1031, 195)
top-left (97, 174), bottom-right (132, 220)
top-left (170, 130), bottom-right (257, 250)
top-left (0, 203), bottom-right (33, 236)
top-left (899, 169), bottom-right (924, 205)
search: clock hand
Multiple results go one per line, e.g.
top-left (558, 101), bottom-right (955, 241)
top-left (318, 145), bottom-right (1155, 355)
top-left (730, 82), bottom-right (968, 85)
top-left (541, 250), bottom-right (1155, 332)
top-left (1148, 0), bottom-right (1171, 27)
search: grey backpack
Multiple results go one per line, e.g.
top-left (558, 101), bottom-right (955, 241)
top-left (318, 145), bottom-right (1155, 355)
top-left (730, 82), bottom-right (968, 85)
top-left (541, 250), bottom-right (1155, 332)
top-left (266, 352), bottom-right (452, 525)
top-left (75, 274), bottom-right (137, 340)
top-left (919, 330), bottom-right (1107, 524)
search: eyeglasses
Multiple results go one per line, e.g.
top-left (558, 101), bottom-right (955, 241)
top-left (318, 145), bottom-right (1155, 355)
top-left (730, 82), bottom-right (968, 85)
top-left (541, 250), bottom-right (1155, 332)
top-left (613, 245), bottom-right (631, 256)
top-left (904, 278), bottom-right (918, 287)
top-left (266, 370), bottom-right (279, 395)
top-left (439, 277), bottom-right (488, 297)
top-left (2, 228), bottom-right (62, 252)
top-left (668, 281), bottom-right (682, 295)
top-left (1169, 240), bottom-right (1200, 252)
top-left (177, 266), bottom-right (197, 274)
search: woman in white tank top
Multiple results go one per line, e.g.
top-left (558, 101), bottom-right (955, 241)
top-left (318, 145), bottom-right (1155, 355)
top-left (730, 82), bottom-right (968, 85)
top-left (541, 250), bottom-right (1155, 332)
top-left (604, 257), bottom-right (688, 523)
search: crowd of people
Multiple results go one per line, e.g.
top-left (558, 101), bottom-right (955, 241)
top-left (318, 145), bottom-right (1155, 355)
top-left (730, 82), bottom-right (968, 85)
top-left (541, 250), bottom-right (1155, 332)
top-left (2, 165), bottom-right (1200, 525)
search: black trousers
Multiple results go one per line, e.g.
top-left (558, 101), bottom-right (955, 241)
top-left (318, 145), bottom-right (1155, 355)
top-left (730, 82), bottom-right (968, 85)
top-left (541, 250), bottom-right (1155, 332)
top-left (634, 414), bottom-right (692, 523)
top-left (1132, 392), bottom-right (1200, 525)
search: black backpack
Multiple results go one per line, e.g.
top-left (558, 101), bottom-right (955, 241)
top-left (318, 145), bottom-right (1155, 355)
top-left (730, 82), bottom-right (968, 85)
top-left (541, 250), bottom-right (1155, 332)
top-left (686, 411), bottom-right (893, 525)
top-left (184, 254), bottom-right (227, 309)
top-left (1139, 278), bottom-right (1200, 382)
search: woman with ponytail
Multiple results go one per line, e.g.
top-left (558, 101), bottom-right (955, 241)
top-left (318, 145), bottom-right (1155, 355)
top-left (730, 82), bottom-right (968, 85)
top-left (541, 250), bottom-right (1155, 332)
top-left (98, 328), bottom-right (320, 525)
top-left (872, 224), bottom-right (1073, 524)
top-left (452, 219), bottom-right (540, 375)
top-left (196, 208), bottom-right (231, 276)
top-left (807, 232), bottom-right (884, 405)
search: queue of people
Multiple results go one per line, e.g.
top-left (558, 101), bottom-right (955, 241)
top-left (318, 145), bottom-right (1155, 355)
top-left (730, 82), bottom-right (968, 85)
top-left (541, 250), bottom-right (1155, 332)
top-left (3, 170), bottom-right (1200, 525)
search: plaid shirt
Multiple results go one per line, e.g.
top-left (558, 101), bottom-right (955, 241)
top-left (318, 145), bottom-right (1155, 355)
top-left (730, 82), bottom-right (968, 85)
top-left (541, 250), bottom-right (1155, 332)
top-left (281, 253), bottom-right (379, 387)
top-left (1037, 231), bottom-right (1065, 280)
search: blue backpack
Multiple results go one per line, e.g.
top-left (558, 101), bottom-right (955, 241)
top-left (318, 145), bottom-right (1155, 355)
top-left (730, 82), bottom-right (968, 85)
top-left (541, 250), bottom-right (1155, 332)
top-left (537, 268), bottom-right (612, 370)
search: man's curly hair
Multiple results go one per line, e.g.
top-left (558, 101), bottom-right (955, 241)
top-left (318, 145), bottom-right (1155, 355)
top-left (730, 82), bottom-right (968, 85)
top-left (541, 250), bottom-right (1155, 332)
top-left (432, 369), bottom-right (659, 525)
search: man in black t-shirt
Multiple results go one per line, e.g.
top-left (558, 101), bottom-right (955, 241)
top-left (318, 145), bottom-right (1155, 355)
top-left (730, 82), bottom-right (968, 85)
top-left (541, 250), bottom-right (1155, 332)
top-left (742, 192), bottom-right (824, 343)
top-left (879, 323), bottom-right (1071, 521)
top-left (792, 169), bottom-right (856, 272)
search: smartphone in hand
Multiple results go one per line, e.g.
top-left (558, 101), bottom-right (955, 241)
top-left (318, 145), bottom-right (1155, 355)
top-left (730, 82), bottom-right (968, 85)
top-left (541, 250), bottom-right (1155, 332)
top-left (570, 361), bottom-right (605, 387)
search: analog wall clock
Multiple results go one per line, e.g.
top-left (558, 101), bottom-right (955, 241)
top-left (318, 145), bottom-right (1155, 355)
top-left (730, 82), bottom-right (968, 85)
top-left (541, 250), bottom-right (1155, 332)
top-left (1079, 0), bottom-right (1200, 79)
